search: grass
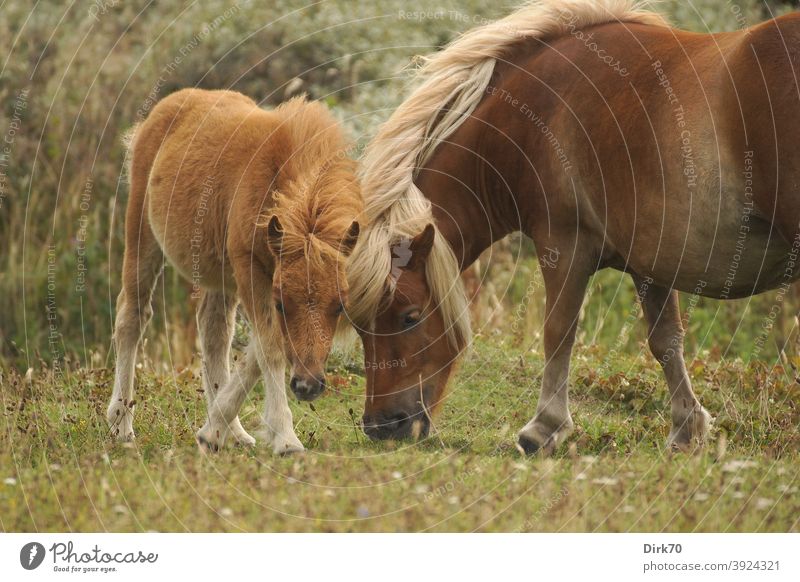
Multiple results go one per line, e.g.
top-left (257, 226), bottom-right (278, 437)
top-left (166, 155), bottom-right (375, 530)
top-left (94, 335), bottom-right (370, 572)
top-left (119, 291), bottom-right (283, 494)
top-left (1, 335), bottom-right (798, 532)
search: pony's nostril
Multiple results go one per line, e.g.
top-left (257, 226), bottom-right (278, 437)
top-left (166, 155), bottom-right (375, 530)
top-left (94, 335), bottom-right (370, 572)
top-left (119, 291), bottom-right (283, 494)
top-left (381, 413), bottom-right (411, 435)
top-left (290, 375), bottom-right (325, 401)
top-left (362, 412), bottom-right (417, 440)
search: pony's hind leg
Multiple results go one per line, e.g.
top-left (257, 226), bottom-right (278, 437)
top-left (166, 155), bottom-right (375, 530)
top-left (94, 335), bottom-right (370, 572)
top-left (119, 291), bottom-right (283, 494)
top-left (517, 243), bottom-right (591, 456)
top-left (108, 213), bottom-right (162, 441)
top-left (633, 275), bottom-right (711, 451)
top-left (196, 290), bottom-right (255, 446)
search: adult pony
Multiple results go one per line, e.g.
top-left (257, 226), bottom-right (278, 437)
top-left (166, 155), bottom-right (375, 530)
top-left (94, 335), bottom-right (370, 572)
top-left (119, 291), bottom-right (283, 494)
top-left (349, 0), bottom-right (800, 454)
top-left (109, 89), bottom-right (361, 454)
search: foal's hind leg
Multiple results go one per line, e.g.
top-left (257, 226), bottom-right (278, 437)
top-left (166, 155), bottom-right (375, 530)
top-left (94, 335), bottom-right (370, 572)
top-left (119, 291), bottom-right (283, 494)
top-left (633, 275), bottom-right (711, 451)
top-left (108, 212), bottom-right (162, 441)
top-left (518, 246), bottom-right (591, 456)
top-left (196, 290), bottom-right (255, 446)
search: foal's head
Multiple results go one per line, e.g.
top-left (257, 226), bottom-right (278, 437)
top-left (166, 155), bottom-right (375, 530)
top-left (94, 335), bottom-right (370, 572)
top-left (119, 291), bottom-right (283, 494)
top-left (267, 194), bottom-right (359, 400)
top-left (353, 224), bottom-right (468, 440)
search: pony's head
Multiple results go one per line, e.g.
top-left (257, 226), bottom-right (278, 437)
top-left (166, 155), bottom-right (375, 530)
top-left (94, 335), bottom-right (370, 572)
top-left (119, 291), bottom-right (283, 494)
top-left (347, 178), bottom-right (471, 439)
top-left (264, 98), bottom-right (362, 401)
top-left (265, 118), bottom-right (362, 400)
top-left (355, 224), bottom-right (467, 440)
top-left (267, 212), bottom-right (360, 401)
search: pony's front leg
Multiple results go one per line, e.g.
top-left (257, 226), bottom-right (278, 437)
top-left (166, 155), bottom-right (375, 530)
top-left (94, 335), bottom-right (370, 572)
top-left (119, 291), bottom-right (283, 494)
top-left (200, 255), bottom-right (303, 455)
top-left (518, 246), bottom-right (590, 456)
top-left (632, 275), bottom-right (711, 451)
top-left (251, 323), bottom-right (304, 455)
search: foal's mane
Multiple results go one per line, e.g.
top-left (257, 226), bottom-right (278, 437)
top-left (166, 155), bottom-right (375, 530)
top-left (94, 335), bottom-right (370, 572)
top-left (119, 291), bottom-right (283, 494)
top-left (268, 97), bottom-right (362, 268)
top-left (348, 0), bottom-right (667, 350)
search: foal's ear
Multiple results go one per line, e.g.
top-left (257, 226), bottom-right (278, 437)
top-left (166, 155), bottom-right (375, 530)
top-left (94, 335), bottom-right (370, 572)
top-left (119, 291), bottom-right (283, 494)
top-left (266, 215), bottom-right (284, 256)
top-left (339, 221), bottom-right (360, 257)
top-left (407, 223), bottom-right (436, 271)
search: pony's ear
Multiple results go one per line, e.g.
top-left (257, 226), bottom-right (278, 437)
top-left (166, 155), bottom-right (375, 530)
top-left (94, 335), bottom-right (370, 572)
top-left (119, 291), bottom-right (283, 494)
top-left (339, 221), bottom-right (360, 257)
top-left (407, 223), bottom-right (435, 271)
top-left (267, 215), bottom-right (284, 257)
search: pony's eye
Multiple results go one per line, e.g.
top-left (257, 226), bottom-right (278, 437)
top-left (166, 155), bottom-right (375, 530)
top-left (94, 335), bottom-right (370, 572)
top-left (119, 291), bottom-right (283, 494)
top-left (334, 303), bottom-right (345, 315)
top-left (401, 310), bottom-right (421, 330)
top-left (275, 302), bottom-right (285, 314)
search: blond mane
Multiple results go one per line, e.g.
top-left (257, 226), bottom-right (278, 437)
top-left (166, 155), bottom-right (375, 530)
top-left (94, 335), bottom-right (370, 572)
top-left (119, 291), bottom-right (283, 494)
top-left (348, 0), bottom-right (667, 350)
top-left (267, 98), bottom-right (362, 268)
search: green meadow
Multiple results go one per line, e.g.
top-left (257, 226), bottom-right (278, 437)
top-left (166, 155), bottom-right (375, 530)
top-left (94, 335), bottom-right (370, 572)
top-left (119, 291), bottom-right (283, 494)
top-left (2, 336), bottom-right (797, 532)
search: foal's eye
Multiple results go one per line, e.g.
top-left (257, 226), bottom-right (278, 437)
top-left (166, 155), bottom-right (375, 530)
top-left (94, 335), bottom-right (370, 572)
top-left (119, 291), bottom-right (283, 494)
top-left (401, 310), bottom-right (421, 330)
top-left (334, 303), bottom-right (345, 315)
top-left (275, 302), bottom-right (284, 314)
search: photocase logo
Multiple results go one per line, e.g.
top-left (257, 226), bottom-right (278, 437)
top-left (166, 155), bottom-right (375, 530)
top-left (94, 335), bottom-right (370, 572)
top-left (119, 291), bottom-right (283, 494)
top-left (20, 542), bottom-right (46, 570)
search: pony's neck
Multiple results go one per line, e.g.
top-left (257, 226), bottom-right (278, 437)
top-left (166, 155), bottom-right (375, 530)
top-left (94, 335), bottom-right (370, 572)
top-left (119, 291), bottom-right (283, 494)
top-left (415, 143), bottom-right (513, 272)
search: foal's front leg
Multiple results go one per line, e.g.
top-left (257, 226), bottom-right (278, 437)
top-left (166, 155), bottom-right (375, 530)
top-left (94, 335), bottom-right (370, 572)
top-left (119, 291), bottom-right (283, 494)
top-left (239, 260), bottom-right (303, 454)
top-left (633, 275), bottom-right (711, 451)
top-left (196, 258), bottom-right (302, 454)
top-left (249, 319), bottom-right (304, 455)
top-left (517, 247), bottom-right (590, 456)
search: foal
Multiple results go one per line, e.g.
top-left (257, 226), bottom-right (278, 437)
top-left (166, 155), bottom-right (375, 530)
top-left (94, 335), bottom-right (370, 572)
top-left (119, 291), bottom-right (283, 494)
top-left (108, 89), bottom-right (361, 454)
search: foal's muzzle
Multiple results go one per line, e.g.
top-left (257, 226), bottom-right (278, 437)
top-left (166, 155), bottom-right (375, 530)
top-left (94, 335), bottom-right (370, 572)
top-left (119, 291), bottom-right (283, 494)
top-left (290, 374), bottom-right (325, 401)
top-left (362, 410), bottom-right (430, 441)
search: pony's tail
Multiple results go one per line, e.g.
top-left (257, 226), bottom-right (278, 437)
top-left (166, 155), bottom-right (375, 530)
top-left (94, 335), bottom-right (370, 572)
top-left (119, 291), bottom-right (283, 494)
top-left (120, 123), bottom-right (141, 183)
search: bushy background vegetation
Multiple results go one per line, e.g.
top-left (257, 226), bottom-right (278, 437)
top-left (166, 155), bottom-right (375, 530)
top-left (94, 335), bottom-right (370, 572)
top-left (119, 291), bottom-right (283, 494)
top-left (1, 0), bottom-right (798, 373)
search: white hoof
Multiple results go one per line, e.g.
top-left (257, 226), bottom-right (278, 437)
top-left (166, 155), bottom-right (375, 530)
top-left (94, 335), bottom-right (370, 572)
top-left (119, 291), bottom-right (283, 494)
top-left (229, 418), bottom-right (256, 447)
top-left (668, 404), bottom-right (712, 452)
top-left (107, 400), bottom-right (135, 442)
top-left (196, 421), bottom-right (229, 453)
top-left (271, 432), bottom-right (305, 455)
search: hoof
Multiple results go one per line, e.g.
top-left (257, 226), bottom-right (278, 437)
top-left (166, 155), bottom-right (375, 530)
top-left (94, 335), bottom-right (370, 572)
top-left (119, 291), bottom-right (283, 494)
top-left (271, 434), bottom-right (305, 456)
top-left (232, 433), bottom-right (257, 448)
top-left (196, 423), bottom-right (227, 454)
top-left (107, 401), bottom-right (135, 442)
top-left (197, 434), bottom-right (220, 454)
top-left (516, 416), bottom-right (573, 457)
top-left (229, 419), bottom-right (256, 447)
top-left (516, 433), bottom-right (540, 456)
top-left (667, 405), bottom-right (712, 452)
top-left (113, 429), bottom-right (136, 443)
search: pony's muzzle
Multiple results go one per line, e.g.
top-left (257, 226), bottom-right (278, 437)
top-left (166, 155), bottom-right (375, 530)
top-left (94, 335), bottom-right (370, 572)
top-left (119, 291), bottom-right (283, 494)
top-left (362, 410), bottom-right (429, 441)
top-left (290, 374), bottom-right (326, 401)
